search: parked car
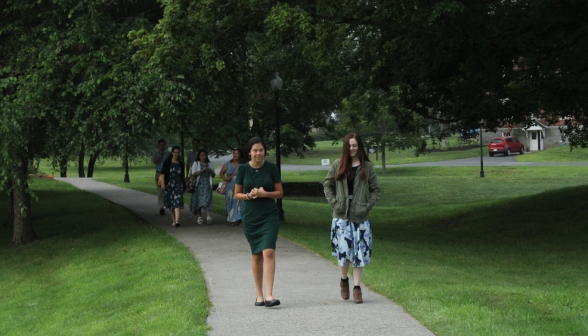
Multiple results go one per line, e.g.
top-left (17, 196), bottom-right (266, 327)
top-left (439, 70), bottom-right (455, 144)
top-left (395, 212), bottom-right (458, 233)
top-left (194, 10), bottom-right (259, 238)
top-left (488, 137), bottom-right (525, 156)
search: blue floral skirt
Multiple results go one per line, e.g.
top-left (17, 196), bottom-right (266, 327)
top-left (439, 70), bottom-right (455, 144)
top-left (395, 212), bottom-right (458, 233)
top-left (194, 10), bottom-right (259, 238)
top-left (331, 218), bottom-right (372, 267)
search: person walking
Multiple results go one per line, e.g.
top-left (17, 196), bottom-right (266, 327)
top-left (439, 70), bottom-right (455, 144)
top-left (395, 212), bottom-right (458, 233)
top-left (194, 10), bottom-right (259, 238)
top-left (219, 148), bottom-right (245, 226)
top-left (323, 133), bottom-right (380, 304)
top-left (152, 139), bottom-right (170, 216)
top-left (161, 146), bottom-right (186, 227)
top-left (190, 149), bottom-right (215, 225)
top-left (234, 137), bottom-right (283, 307)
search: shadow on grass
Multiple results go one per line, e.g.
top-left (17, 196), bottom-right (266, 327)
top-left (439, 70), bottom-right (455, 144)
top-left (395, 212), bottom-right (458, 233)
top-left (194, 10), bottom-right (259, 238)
top-left (0, 188), bottom-right (152, 250)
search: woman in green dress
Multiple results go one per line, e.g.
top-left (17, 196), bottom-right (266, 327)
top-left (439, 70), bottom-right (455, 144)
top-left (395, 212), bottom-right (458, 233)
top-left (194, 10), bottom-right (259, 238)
top-left (234, 137), bottom-right (283, 308)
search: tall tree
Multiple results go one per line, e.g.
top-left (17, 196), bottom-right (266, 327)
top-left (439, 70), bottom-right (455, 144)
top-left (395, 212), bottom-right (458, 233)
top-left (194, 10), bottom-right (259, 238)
top-left (129, 0), bottom-right (339, 157)
top-left (0, 0), bottom-right (162, 245)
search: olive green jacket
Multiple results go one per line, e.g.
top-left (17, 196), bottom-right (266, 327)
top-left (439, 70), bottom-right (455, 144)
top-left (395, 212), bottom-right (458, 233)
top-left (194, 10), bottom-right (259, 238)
top-left (323, 159), bottom-right (380, 222)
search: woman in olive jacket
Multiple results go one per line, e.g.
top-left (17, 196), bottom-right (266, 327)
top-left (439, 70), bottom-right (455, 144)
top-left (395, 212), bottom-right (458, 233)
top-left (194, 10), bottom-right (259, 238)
top-left (324, 133), bottom-right (380, 304)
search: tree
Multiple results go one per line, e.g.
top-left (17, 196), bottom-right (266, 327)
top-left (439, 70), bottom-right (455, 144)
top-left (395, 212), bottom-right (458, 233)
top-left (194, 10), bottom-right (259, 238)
top-left (129, 0), bottom-right (340, 157)
top-left (1, 0), bottom-right (162, 245)
top-left (339, 87), bottom-right (427, 173)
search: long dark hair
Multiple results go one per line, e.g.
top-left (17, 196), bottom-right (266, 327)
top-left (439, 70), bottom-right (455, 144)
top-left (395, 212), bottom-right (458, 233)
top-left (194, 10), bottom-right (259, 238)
top-left (335, 133), bottom-right (370, 182)
top-left (230, 148), bottom-right (245, 164)
top-left (197, 149), bottom-right (210, 163)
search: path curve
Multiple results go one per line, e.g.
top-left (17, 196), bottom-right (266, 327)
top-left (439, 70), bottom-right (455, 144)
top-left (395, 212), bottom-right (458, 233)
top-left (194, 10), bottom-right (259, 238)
top-left (58, 178), bottom-right (434, 336)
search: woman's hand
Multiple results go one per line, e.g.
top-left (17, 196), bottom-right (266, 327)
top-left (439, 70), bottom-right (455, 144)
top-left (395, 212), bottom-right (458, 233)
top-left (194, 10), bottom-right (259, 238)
top-left (256, 187), bottom-right (266, 198)
top-left (249, 187), bottom-right (259, 199)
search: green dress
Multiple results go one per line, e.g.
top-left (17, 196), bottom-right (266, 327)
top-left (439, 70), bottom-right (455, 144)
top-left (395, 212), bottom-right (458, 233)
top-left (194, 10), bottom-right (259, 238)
top-left (235, 161), bottom-right (281, 254)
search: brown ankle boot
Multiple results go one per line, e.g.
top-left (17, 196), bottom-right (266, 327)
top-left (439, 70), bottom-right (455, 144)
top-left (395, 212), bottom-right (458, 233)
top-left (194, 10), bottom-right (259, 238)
top-left (353, 287), bottom-right (363, 304)
top-left (340, 279), bottom-right (350, 300)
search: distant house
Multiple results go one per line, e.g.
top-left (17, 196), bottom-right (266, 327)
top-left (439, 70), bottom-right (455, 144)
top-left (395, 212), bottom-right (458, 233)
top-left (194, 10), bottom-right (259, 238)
top-left (481, 118), bottom-right (566, 151)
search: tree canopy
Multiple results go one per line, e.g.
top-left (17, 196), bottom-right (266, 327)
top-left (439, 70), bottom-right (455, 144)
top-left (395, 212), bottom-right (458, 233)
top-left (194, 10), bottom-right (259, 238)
top-left (3, 0), bottom-right (588, 245)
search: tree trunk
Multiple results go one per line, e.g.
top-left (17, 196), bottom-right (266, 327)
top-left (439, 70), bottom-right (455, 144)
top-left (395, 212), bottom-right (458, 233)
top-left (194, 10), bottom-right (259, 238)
top-left (375, 147), bottom-right (378, 161)
top-left (11, 156), bottom-right (37, 245)
top-left (78, 143), bottom-right (85, 178)
top-left (60, 155), bottom-right (68, 177)
top-left (87, 150), bottom-right (101, 178)
top-left (5, 179), bottom-right (14, 228)
top-left (381, 142), bottom-right (386, 175)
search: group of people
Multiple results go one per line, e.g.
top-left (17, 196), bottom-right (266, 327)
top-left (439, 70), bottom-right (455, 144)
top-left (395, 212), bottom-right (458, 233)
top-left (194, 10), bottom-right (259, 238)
top-left (152, 133), bottom-right (380, 307)
top-left (152, 138), bottom-right (244, 227)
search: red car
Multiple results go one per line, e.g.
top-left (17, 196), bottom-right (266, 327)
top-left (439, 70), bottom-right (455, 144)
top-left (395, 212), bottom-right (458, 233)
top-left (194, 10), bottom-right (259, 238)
top-left (488, 137), bottom-right (525, 156)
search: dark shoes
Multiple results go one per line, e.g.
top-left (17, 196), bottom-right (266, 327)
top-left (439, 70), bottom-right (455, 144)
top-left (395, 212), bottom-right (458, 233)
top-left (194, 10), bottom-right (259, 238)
top-left (265, 299), bottom-right (280, 307)
top-left (254, 299), bottom-right (280, 307)
top-left (340, 278), bottom-right (350, 300)
top-left (353, 287), bottom-right (363, 304)
top-left (159, 208), bottom-right (165, 216)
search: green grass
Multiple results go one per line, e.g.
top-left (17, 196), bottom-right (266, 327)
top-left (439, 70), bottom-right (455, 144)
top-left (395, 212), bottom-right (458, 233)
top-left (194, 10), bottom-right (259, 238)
top-left (271, 139), bottom-right (486, 165)
top-left (280, 166), bottom-right (588, 336)
top-left (0, 178), bottom-right (209, 335)
top-left (517, 143), bottom-right (588, 162)
top-left (34, 156), bottom-right (588, 335)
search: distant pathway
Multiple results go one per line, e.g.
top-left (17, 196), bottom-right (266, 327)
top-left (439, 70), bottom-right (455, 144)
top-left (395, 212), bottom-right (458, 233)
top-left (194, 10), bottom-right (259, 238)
top-left (58, 178), bottom-right (434, 336)
top-left (220, 155), bottom-right (588, 173)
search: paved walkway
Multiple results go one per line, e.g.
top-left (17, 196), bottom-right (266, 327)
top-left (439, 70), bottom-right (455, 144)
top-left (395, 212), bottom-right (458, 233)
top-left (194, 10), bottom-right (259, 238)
top-left (58, 178), bottom-right (434, 336)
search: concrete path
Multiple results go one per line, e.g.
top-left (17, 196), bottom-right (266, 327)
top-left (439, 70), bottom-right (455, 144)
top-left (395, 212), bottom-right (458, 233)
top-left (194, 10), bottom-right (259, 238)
top-left (58, 178), bottom-right (434, 336)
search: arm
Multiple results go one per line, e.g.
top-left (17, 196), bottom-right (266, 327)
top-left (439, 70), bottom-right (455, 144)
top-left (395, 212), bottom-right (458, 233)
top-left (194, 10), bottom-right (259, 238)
top-left (219, 164), bottom-right (229, 181)
top-left (152, 151), bottom-right (164, 164)
top-left (234, 183), bottom-right (251, 201)
top-left (251, 183), bottom-right (283, 199)
top-left (190, 162), bottom-right (203, 177)
top-left (323, 160), bottom-right (338, 206)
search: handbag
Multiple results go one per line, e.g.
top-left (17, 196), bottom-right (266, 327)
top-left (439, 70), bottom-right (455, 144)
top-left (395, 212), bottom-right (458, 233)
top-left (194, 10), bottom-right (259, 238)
top-left (186, 161), bottom-right (200, 193)
top-left (157, 174), bottom-right (164, 188)
top-left (186, 176), bottom-right (197, 193)
top-left (217, 165), bottom-right (238, 195)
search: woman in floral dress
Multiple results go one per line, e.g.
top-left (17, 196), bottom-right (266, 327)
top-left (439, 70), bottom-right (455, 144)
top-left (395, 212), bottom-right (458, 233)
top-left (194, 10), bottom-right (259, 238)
top-left (190, 149), bottom-right (215, 224)
top-left (219, 148), bottom-right (244, 226)
top-left (162, 146), bottom-right (186, 227)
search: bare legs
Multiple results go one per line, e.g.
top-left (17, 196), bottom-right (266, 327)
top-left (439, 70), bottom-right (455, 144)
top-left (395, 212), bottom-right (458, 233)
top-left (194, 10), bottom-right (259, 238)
top-left (170, 208), bottom-right (181, 226)
top-left (339, 261), bottom-right (363, 286)
top-left (252, 253), bottom-right (263, 302)
top-left (252, 248), bottom-right (276, 302)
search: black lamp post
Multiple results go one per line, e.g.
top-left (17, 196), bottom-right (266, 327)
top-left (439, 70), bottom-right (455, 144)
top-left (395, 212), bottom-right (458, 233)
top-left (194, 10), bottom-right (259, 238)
top-left (124, 134), bottom-right (130, 183)
top-left (270, 73), bottom-right (285, 221)
top-left (479, 120), bottom-right (485, 178)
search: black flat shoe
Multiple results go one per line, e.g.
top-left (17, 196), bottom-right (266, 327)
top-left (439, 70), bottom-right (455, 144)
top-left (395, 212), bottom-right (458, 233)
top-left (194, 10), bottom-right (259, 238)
top-left (265, 299), bottom-right (280, 307)
top-left (254, 301), bottom-right (265, 307)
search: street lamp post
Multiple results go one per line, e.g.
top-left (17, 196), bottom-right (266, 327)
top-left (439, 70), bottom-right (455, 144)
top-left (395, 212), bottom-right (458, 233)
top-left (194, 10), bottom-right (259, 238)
top-left (124, 135), bottom-right (130, 183)
top-left (270, 73), bottom-right (285, 221)
top-left (479, 120), bottom-right (485, 178)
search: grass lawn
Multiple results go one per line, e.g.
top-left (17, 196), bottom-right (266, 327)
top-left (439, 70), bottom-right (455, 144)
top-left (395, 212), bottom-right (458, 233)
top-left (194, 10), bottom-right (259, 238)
top-left (280, 166), bottom-right (588, 335)
top-left (269, 139), bottom-right (487, 166)
top-left (517, 143), bottom-right (588, 162)
top-left (33, 155), bottom-right (588, 335)
top-left (0, 178), bottom-right (209, 335)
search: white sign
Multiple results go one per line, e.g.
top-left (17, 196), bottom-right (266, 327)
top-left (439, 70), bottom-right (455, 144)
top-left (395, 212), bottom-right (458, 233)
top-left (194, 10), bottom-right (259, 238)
top-left (321, 159), bottom-right (330, 166)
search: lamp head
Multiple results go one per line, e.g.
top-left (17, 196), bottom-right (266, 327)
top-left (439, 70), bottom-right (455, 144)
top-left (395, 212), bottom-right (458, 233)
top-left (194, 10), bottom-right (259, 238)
top-left (270, 73), bottom-right (283, 91)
